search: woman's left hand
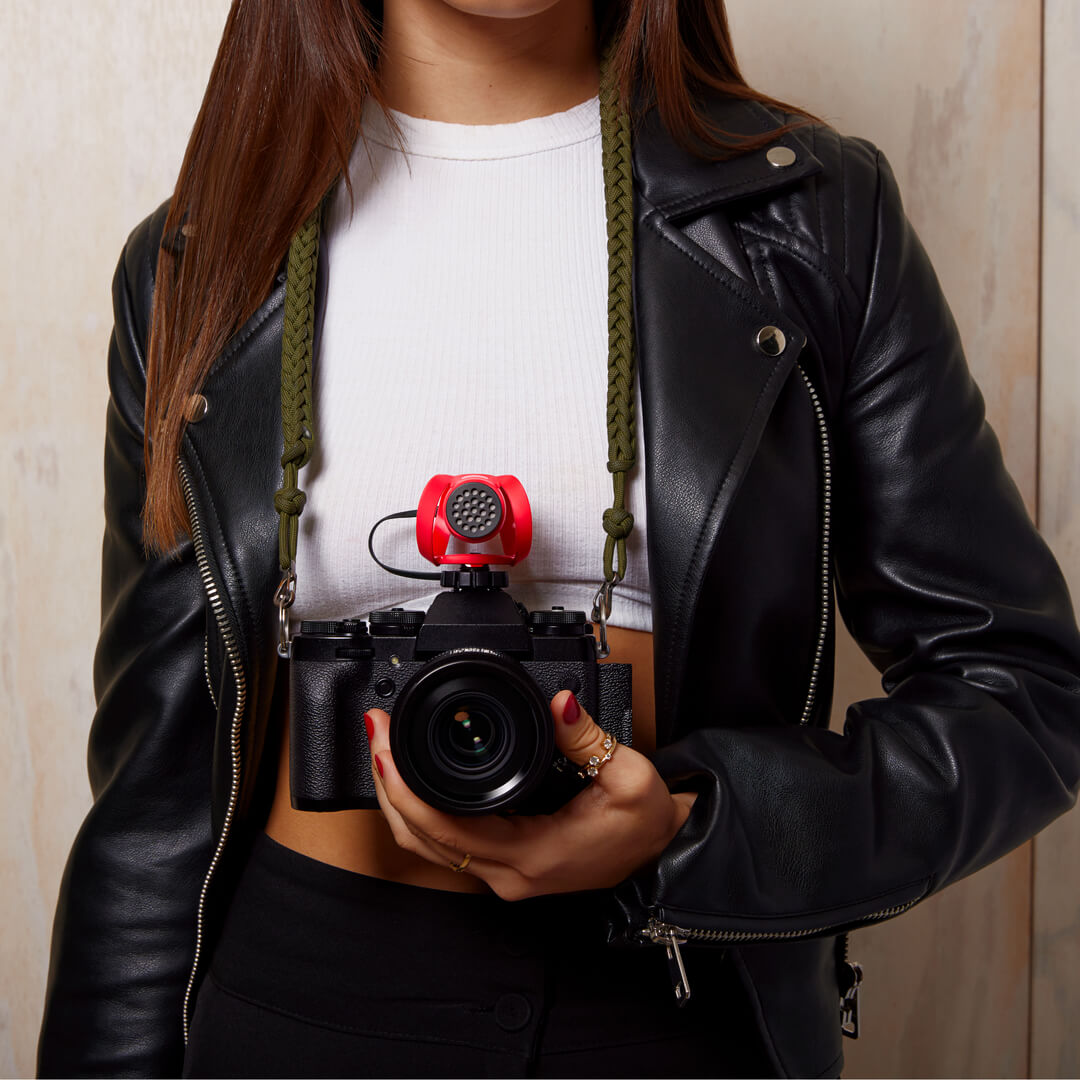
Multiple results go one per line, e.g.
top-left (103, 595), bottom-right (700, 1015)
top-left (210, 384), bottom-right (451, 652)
top-left (364, 691), bottom-right (697, 899)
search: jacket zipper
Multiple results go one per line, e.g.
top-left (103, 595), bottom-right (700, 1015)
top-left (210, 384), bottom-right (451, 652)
top-left (641, 894), bottom-right (918, 1006)
top-left (203, 633), bottom-right (219, 711)
top-left (791, 359), bottom-right (862, 1035)
top-left (795, 361), bottom-right (832, 726)
top-left (178, 457), bottom-right (248, 1043)
top-left (837, 930), bottom-right (863, 1039)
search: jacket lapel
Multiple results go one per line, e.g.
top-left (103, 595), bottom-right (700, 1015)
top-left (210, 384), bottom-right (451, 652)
top-left (631, 95), bottom-right (822, 742)
top-left (631, 94), bottom-right (823, 220)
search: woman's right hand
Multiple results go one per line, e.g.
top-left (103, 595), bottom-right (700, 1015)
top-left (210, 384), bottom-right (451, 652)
top-left (364, 689), bottom-right (696, 901)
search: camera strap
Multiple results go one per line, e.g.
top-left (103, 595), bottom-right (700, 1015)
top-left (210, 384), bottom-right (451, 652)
top-left (274, 34), bottom-right (637, 659)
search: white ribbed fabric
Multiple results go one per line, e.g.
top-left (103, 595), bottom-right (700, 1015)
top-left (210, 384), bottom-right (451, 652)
top-left (292, 92), bottom-right (651, 632)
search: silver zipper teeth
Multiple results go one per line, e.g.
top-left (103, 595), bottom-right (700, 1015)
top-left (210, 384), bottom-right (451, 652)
top-left (644, 895), bottom-right (919, 946)
top-left (178, 458), bottom-right (247, 1043)
top-left (795, 361), bottom-right (832, 726)
top-left (203, 633), bottom-right (219, 711)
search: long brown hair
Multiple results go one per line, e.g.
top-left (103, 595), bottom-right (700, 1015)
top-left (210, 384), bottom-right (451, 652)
top-left (144, 0), bottom-right (821, 552)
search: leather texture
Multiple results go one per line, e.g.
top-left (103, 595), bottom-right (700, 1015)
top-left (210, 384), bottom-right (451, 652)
top-left (38, 88), bottom-right (1080, 1079)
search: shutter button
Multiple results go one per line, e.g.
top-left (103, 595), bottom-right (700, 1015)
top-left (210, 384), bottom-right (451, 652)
top-left (495, 993), bottom-right (532, 1032)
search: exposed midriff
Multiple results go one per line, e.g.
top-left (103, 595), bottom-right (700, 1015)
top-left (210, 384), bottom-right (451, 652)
top-left (264, 625), bottom-right (656, 894)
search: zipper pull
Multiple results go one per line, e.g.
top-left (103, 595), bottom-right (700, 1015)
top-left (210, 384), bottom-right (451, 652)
top-left (839, 960), bottom-right (862, 1039)
top-left (644, 921), bottom-right (692, 1006)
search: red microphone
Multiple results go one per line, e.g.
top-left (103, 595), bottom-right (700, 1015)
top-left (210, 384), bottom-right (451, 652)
top-left (416, 474), bottom-right (532, 568)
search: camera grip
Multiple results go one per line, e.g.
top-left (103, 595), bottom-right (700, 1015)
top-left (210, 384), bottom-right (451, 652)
top-left (289, 659), bottom-right (380, 810)
top-left (596, 662), bottom-right (634, 747)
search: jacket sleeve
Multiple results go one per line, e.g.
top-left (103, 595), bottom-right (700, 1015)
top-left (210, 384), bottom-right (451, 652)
top-left (608, 140), bottom-right (1080, 943)
top-left (37, 210), bottom-right (217, 1078)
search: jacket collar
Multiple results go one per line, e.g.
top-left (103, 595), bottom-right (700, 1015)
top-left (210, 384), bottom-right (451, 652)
top-left (632, 90), bottom-right (822, 220)
top-left (186, 92), bottom-right (824, 747)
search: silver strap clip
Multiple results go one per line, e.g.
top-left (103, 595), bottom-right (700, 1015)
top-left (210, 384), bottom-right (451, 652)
top-left (591, 579), bottom-right (616, 659)
top-left (275, 564), bottom-right (297, 658)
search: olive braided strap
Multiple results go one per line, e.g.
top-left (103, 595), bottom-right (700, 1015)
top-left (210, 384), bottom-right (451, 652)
top-left (598, 34), bottom-right (636, 591)
top-left (275, 205), bottom-right (321, 574)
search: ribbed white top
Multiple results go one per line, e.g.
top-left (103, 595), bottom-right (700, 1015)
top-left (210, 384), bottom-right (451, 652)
top-left (292, 92), bottom-right (651, 632)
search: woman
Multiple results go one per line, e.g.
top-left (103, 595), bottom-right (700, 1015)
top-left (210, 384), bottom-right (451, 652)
top-left (38, 0), bottom-right (1080, 1077)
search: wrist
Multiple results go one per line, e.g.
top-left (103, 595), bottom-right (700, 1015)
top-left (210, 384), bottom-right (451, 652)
top-left (668, 789), bottom-right (697, 840)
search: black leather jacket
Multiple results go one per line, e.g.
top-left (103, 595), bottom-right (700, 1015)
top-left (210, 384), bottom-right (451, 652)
top-left (39, 92), bottom-right (1080, 1079)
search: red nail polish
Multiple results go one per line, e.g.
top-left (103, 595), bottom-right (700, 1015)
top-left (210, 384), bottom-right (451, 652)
top-left (374, 754), bottom-right (384, 778)
top-left (363, 713), bottom-right (374, 741)
top-left (563, 692), bottom-right (581, 725)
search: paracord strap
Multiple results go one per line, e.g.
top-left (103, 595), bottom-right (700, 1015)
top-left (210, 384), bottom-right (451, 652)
top-left (275, 37), bottom-right (637, 652)
top-left (275, 205), bottom-right (322, 573)
top-left (598, 33), bottom-right (636, 592)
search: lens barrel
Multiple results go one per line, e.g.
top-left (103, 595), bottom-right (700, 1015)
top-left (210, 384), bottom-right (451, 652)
top-left (389, 649), bottom-right (552, 815)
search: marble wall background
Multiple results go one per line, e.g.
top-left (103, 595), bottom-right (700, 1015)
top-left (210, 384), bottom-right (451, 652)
top-left (2, 2), bottom-right (1075, 1076)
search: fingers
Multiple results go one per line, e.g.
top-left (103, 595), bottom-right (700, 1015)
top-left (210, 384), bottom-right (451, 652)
top-left (363, 712), bottom-right (463, 866)
top-left (371, 762), bottom-right (460, 866)
top-left (550, 689), bottom-right (615, 768)
top-left (549, 690), bottom-right (667, 810)
top-left (366, 719), bottom-right (536, 897)
top-left (364, 708), bottom-right (524, 862)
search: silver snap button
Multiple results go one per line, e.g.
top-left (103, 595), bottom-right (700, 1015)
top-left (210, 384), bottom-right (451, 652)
top-left (755, 326), bottom-right (787, 356)
top-left (184, 394), bottom-right (208, 422)
top-left (766, 145), bottom-right (797, 168)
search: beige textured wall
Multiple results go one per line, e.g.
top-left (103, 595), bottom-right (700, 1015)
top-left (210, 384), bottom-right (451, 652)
top-left (1033, 2), bottom-right (1080, 1077)
top-left (2, 2), bottom-right (1074, 1078)
top-left (1, 4), bottom-right (230, 1076)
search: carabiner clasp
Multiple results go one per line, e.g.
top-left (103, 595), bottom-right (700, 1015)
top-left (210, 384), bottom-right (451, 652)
top-left (275, 564), bottom-right (297, 658)
top-left (591, 579), bottom-right (616, 659)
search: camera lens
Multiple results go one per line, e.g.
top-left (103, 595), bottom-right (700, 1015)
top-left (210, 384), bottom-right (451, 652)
top-left (390, 650), bottom-right (552, 815)
top-left (432, 694), bottom-right (507, 770)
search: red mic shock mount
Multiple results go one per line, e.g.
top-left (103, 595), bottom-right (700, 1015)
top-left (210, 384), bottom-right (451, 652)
top-left (368, 473), bottom-right (532, 588)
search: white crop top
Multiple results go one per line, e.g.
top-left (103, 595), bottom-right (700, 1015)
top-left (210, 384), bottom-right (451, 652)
top-left (291, 92), bottom-right (651, 632)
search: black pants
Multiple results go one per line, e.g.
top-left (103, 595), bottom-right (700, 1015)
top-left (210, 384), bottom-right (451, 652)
top-left (183, 833), bottom-right (776, 1078)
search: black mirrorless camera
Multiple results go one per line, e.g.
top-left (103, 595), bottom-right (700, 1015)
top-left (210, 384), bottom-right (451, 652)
top-left (288, 474), bottom-right (633, 816)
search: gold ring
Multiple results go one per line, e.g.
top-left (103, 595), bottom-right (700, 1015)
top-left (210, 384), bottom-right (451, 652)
top-left (448, 852), bottom-right (472, 873)
top-left (577, 733), bottom-right (618, 780)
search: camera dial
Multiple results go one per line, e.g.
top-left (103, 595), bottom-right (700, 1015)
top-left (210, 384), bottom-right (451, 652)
top-left (369, 608), bottom-right (425, 636)
top-left (529, 607), bottom-right (589, 636)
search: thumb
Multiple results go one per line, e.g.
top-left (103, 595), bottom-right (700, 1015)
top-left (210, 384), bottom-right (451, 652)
top-left (363, 707), bottom-right (391, 743)
top-left (551, 690), bottom-right (612, 769)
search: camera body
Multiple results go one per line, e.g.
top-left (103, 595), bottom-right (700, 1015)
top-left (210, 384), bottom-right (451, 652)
top-left (289, 569), bottom-right (632, 815)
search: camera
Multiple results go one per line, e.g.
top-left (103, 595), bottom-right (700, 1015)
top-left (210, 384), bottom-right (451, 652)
top-left (288, 474), bottom-right (633, 816)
